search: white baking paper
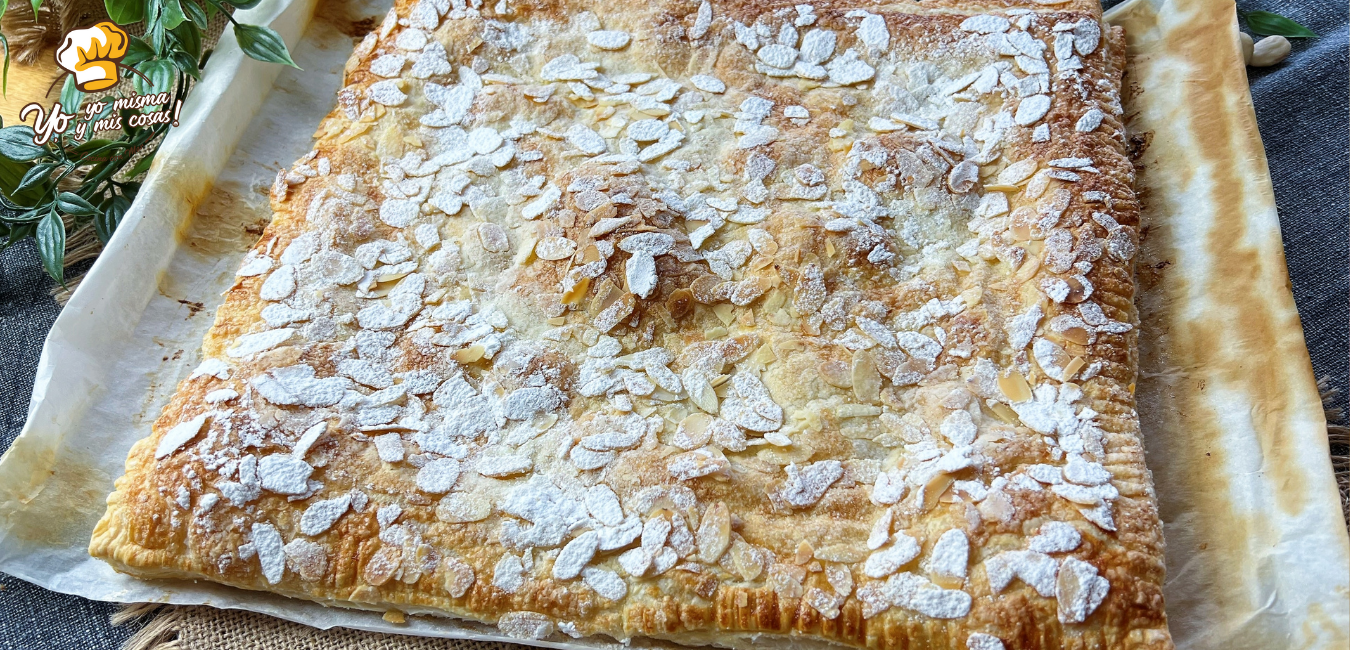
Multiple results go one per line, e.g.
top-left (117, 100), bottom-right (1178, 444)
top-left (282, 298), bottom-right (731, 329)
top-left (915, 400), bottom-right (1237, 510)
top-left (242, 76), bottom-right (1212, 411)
top-left (0, 0), bottom-right (1345, 647)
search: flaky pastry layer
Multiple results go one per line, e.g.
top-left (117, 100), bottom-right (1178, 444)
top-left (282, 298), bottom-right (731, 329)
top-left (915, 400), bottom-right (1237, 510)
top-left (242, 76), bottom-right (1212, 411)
top-left (92, 1), bottom-right (1170, 648)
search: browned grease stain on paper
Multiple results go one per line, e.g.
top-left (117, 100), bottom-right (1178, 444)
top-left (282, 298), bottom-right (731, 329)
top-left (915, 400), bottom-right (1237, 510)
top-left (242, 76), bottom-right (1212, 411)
top-left (1, 443), bottom-right (112, 549)
top-left (1120, 0), bottom-right (1346, 648)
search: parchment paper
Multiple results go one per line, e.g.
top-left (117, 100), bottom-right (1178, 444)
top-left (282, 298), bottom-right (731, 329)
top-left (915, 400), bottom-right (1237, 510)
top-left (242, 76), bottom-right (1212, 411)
top-left (1104, 0), bottom-right (1350, 648)
top-left (0, 0), bottom-right (1344, 647)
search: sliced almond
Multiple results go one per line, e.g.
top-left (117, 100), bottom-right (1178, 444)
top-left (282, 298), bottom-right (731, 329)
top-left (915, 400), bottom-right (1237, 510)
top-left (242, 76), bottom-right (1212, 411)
top-left (691, 275), bottom-right (722, 303)
top-left (730, 539), bottom-right (764, 581)
top-left (988, 402), bottom-right (1019, 423)
top-left (852, 350), bottom-right (881, 404)
top-left (453, 344), bottom-right (486, 363)
top-left (752, 343), bottom-right (777, 365)
top-left (712, 303), bottom-right (735, 325)
top-left (1064, 276), bottom-right (1091, 303)
top-left (696, 502), bottom-right (731, 563)
top-left (1013, 255), bottom-right (1042, 284)
top-left (821, 359), bottom-right (853, 388)
top-left (561, 276), bottom-right (591, 305)
top-left (1063, 356), bottom-right (1087, 380)
top-left (535, 237), bottom-right (578, 261)
top-left (667, 288), bottom-right (694, 320)
top-left (1061, 326), bottom-right (1091, 345)
top-left (794, 540), bottom-right (815, 565)
top-left (999, 371), bottom-right (1032, 402)
top-left (685, 371), bottom-right (719, 414)
top-left (923, 473), bottom-right (956, 511)
top-left (587, 202), bottom-right (618, 223)
top-left (762, 288), bottom-right (786, 313)
top-left (477, 223), bottom-right (510, 252)
top-left (675, 413), bottom-right (714, 448)
top-left (590, 279), bottom-right (622, 315)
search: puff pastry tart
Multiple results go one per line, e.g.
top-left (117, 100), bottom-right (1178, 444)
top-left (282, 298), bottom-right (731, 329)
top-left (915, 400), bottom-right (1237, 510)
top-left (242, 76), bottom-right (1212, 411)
top-left (91, 0), bottom-right (1172, 647)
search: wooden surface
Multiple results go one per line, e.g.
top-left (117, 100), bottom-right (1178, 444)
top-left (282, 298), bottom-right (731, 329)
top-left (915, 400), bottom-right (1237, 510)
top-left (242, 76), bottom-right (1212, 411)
top-left (0, 49), bottom-right (64, 126)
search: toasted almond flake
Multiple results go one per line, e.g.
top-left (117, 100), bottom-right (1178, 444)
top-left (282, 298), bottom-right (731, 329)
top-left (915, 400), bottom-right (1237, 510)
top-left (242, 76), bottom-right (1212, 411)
top-left (1063, 356), bottom-right (1087, 379)
top-left (794, 540), bottom-right (815, 565)
top-left (988, 402), bottom-right (1019, 423)
top-left (478, 223), bottom-right (510, 252)
top-left (999, 372), bottom-right (1033, 402)
top-left (587, 30), bottom-right (631, 50)
top-left (454, 344), bottom-right (486, 363)
top-left (923, 473), bottom-right (956, 511)
top-left (666, 288), bottom-right (694, 320)
top-left (535, 237), bottom-right (578, 260)
top-left (851, 350), bottom-right (881, 403)
top-left (1014, 95), bottom-right (1052, 126)
top-left (437, 493), bottom-right (492, 523)
top-left (562, 277), bottom-right (591, 305)
top-left (565, 124), bottom-right (607, 155)
top-left (368, 80), bottom-right (407, 106)
top-left (689, 1), bottom-right (712, 39)
top-left (156, 413), bottom-right (210, 459)
top-left (961, 14), bottom-right (1010, 33)
top-left (695, 501), bottom-right (731, 562)
top-left (998, 159), bottom-right (1039, 185)
top-left (690, 74), bottom-right (725, 93)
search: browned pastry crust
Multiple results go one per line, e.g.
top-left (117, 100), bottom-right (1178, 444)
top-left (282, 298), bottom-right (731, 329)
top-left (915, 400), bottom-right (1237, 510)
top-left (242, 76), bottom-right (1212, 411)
top-left (91, 1), bottom-right (1171, 648)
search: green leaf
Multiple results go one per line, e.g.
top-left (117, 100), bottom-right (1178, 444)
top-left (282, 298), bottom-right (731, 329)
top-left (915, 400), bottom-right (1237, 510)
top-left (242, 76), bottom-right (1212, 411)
top-left (56, 191), bottom-right (98, 216)
top-left (15, 162), bottom-right (54, 194)
top-left (233, 23), bottom-right (300, 68)
top-left (0, 33), bottom-right (10, 95)
top-left (134, 59), bottom-right (176, 96)
top-left (226, 0), bottom-right (262, 8)
top-left (1243, 11), bottom-right (1317, 38)
top-left (72, 138), bottom-right (115, 156)
top-left (149, 22), bottom-right (166, 54)
top-left (124, 149), bottom-right (156, 178)
top-left (59, 75), bottom-right (83, 117)
top-left (96, 193), bottom-right (130, 243)
top-left (159, 0), bottom-right (187, 30)
top-left (181, 0), bottom-right (206, 27)
top-left (170, 51), bottom-right (200, 78)
top-left (104, 0), bottom-right (144, 24)
top-left (4, 222), bottom-right (35, 249)
top-left (36, 208), bottom-right (64, 283)
top-left (0, 126), bottom-right (44, 161)
top-left (0, 157), bottom-right (27, 193)
top-left (29, 0), bottom-right (40, 20)
top-left (0, 158), bottom-right (43, 206)
top-left (122, 37), bottom-right (155, 67)
top-left (172, 21), bottom-right (202, 59)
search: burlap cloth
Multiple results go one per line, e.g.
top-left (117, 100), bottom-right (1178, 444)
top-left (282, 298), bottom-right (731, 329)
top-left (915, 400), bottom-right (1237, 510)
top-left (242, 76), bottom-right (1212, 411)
top-left (118, 605), bottom-right (528, 650)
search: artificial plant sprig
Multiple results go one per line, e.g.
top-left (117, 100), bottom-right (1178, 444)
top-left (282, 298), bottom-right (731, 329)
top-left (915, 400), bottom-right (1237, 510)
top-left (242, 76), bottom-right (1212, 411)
top-left (0, 0), bottom-right (299, 285)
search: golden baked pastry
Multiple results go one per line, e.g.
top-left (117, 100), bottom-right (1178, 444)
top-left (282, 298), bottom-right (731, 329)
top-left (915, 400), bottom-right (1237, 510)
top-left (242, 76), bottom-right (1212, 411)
top-left (91, 0), bottom-right (1172, 648)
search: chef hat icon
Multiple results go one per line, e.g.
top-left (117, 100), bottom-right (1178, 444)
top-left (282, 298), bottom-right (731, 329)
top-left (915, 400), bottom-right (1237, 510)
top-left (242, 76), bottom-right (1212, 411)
top-left (55, 22), bottom-right (130, 92)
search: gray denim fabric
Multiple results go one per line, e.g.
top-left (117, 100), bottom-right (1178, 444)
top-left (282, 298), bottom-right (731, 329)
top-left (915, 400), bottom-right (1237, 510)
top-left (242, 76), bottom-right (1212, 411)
top-left (1, 2), bottom-right (1345, 647)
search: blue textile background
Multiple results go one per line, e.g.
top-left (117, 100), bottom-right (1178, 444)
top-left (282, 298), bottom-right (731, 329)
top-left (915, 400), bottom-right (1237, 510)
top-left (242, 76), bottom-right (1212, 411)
top-left (0, 1), bottom-right (1345, 647)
